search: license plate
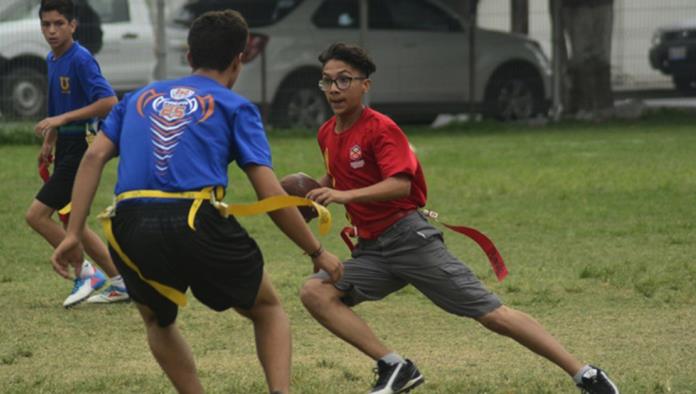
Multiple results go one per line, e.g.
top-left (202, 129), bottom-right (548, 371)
top-left (669, 46), bottom-right (687, 60)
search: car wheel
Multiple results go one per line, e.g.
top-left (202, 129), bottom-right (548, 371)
top-left (273, 74), bottom-right (330, 129)
top-left (672, 76), bottom-right (696, 96)
top-left (1, 67), bottom-right (48, 119)
top-left (484, 67), bottom-right (544, 121)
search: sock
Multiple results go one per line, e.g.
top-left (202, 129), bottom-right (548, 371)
top-left (379, 352), bottom-right (405, 365)
top-left (109, 275), bottom-right (126, 289)
top-left (79, 261), bottom-right (96, 279)
top-left (574, 365), bottom-right (594, 384)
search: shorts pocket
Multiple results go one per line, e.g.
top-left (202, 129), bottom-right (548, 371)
top-left (439, 262), bottom-right (475, 289)
top-left (407, 227), bottom-right (443, 246)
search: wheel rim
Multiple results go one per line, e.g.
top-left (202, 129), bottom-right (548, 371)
top-left (285, 89), bottom-right (328, 128)
top-left (12, 79), bottom-right (44, 117)
top-left (496, 79), bottom-right (535, 120)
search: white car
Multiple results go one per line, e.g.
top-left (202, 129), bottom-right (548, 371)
top-left (0, 0), bottom-right (154, 118)
top-left (165, 0), bottom-right (552, 127)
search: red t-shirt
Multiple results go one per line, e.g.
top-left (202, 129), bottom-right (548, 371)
top-left (318, 107), bottom-right (427, 239)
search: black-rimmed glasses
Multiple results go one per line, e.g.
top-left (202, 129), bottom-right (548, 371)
top-left (318, 76), bottom-right (367, 91)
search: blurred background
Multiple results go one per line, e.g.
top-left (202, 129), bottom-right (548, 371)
top-left (0, 0), bottom-right (694, 128)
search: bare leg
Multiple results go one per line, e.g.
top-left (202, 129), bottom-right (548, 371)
top-left (26, 199), bottom-right (81, 273)
top-left (300, 278), bottom-right (390, 361)
top-left (135, 302), bottom-right (203, 394)
top-left (81, 225), bottom-right (119, 277)
top-left (477, 305), bottom-right (583, 376)
top-left (235, 272), bottom-right (291, 394)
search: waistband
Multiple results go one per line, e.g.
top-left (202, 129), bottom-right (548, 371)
top-left (100, 186), bottom-right (332, 235)
top-left (58, 123), bottom-right (88, 136)
top-left (356, 209), bottom-right (416, 240)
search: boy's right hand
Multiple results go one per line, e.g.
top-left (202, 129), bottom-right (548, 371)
top-left (312, 249), bottom-right (343, 283)
top-left (52, 234), bottom-right (84, 280)
top-left (38, 143), bottom-right (54, 164)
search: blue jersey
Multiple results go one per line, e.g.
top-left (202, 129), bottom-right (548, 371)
top-left (47, 42), bottom-right (114, 130)
top-left (102, 74), bottom-right (272, 196)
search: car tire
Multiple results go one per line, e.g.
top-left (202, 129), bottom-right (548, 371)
top-left (483, 66), bottom-right (544, 121)
top-left (672, 76), bottom-right (696, 96)
top-left (272, 72), bottom-right (331, 129)
top-left (1, 66), bottom-right (48, 119)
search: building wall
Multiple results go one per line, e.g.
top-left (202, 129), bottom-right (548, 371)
top-left (471, 0), bottom-right (696, 90)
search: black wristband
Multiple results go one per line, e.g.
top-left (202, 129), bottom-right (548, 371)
top-left (308, 245), bottom-right (324, 259)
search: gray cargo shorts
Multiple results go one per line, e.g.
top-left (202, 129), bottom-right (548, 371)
top-left (314, 211), bottom-right (502, 318)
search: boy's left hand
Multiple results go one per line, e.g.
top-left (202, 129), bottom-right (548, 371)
top-left (52, 235), bottom-right (84, 280)
top-left (34, 116), bottom-right (66, 137)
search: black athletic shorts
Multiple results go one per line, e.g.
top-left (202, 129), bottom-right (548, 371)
top-left (35, 135), bottom-right (88, 210)
top-left (108, 201), bottom-right (265, 326)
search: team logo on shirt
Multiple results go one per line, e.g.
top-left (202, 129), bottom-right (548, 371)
top-left (59, 76), bottom-right (70, 93)
top-left (135, 87), bottom-right (215, 176)
top-left (349, 144), bottom-right (364, 169)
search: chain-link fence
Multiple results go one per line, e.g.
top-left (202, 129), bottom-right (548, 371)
top-left (1, 0), bottom-right (695, 126)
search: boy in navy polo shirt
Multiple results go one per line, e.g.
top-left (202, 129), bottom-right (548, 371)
top-left (301, 43), bottom-right (619, 394)
top-left (25, 0), bottom-right (128, 307)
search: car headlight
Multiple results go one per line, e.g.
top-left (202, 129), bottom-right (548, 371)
top-left (652, 30), bottom-right (662, 46)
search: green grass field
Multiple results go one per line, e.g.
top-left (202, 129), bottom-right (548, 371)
top-left (1, 114), bottom-right (695, 393)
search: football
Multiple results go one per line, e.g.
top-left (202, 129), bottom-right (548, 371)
top-left (280, 172), bottom-right (321, 222)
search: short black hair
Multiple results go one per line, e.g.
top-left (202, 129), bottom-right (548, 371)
top-left (188, 10), bottom-right (248, 72)
top-left (318, 43), bottom-right (376, 77)
top-left (39, 0), bottom-right (75, 21)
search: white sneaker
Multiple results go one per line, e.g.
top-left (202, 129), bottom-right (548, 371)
top-left (63, 271), bottom-right (107, 308)
top-left (86, 285), bottom-right (130, 304)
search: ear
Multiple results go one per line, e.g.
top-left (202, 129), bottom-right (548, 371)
top-left (69, 19), bottom-right (77, 33)
top-left (186, 50), bottom-right (193, 68)
top-left (232, 52), bottom-right (243, 72)
top-left (362, 78), bottom-right (371, 93)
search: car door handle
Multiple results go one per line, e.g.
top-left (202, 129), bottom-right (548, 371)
top-left (122, 32), bottom-right (139, 39)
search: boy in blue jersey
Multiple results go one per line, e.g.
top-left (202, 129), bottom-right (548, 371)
top-left (52, 10), bottom-right (343, 394)
top-left (25, 0), bottom-right (128, 307)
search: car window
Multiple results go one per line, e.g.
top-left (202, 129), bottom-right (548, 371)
top-left (384, 0), bottom-right (460, 32)
top-left (0, 0), bottom-right (41, 22)
top-left (88, 0), bottom-right (130, 23)
top-left (173, 0), bottom-right (303, 28)
top-left (312, 0), bottom-right (392, 29)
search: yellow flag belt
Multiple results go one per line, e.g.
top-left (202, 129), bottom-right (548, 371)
top-left (98, 186), bottom-right (331, 306)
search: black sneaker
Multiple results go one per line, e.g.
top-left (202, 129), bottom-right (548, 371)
top-left (577, 366), bottom-right (619, 394)
top-left (369, 359), bottom-right (424, 394)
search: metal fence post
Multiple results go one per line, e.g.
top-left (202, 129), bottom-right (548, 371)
top-left (551, 0), bottom-right (564, 121)
top-left (153, 0), bottom-right (166, 81)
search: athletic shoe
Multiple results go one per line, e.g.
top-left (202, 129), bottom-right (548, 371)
top-left (577, 366), bottom-right (619, 394)
top-left (369, 359), bottom-right (424, 394)
top-left (63, 270), bottom-right (107, 308)
top-left (86, 285), bottom-right (130, 304)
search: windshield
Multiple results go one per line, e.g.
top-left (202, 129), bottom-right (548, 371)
top-left (0, 0), bottom-right (41, 23)
top-left (173, 0), bottom-right (303, 27)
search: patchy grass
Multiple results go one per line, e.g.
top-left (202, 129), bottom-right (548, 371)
top-left (1, 115), bottom-right (695, 392)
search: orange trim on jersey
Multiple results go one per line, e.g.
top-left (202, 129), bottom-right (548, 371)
top-left (136, 89), bottom-right (162, 117)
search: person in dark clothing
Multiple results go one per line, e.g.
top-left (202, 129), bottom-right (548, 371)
top-left (562, 0), bottom-right (614, 119)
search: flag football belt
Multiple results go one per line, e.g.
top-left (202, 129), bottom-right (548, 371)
top-left (98, 186), bottom-right (332, 307)
top-left (340, 208), bottom-right (508, 282)
top-left (57, 123), bottom-right (89, 136)
top-left (37, 154), bottom-right (71, 224)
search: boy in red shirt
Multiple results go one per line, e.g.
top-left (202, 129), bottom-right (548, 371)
top-left (301, 43), bottom-right (619, 394)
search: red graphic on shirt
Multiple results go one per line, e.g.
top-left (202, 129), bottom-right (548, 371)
top-left (350, 145), bottom-right (362, 160)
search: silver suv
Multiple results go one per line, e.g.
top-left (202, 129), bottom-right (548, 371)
top-left (166, 0), bottom-right (552, 127)
top-left (0, 0), bottom-right (154, 118)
